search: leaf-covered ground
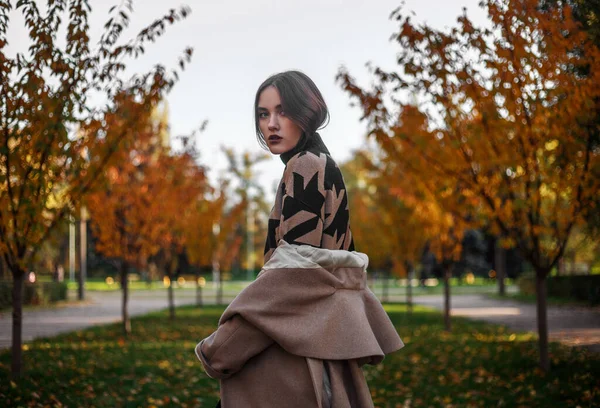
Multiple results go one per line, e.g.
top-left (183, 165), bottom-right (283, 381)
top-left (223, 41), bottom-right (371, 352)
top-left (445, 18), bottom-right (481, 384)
top-left (0, 304), bottom-right (598, 407)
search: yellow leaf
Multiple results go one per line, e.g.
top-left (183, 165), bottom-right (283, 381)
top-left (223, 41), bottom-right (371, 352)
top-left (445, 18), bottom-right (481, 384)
top-left (545, 140), bottom-right (559, 151)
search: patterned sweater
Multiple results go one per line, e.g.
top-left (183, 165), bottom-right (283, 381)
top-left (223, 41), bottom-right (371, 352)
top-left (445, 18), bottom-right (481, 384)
top-left (264, 146), bottom-right (355, 264)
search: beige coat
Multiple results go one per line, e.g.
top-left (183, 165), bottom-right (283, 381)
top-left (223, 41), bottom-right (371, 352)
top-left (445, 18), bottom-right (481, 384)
top-left (196, 241), bottom-right (404, 407)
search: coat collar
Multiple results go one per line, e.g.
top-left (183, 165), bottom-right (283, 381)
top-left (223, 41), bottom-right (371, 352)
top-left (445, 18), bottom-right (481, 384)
top-left (262, 240), bottom-right (369, 272)
top-left (280, 132), bottom-right (331, 165)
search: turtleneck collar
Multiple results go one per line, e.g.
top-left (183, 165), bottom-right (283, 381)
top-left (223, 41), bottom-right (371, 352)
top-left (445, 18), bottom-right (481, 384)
top-left (280, 132), bottom-right (331, 165)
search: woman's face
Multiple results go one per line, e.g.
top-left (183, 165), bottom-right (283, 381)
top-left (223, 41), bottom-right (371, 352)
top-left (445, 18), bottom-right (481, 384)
top-left (257, 86), bottom-right (303, 155)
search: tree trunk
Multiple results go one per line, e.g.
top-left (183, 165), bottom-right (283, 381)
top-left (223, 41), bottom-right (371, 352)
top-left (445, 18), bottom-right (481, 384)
top-left (535, 271), bottom-right (550, 371)
top-left (443, 264), bottom-right (451, 332)
top-left (52, 263), bottom-right (58, 282)
top-left (406, 262), bottom-right (413, 315)
top-left (167, 266), bottom-right (175, 321)
top-left (557, 257), bottom-right (565, 276)
top-left (495, 241), bottom-right (506, 296)
top-left (2, 259), bottom-right (7, 279)
top-left (11, 268), bottom-right (25, 378)
top-left (121, 262), bottom-right (131, 336)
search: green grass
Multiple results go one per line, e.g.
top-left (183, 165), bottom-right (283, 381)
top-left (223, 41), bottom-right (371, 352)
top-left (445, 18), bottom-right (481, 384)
top-left (64, 280), bottom-right (251, 292)
top-left (66, 280), bottom-right (165, 291)
top-left (1, 304), bottom-right (598, 407)
top-left (62, 277), bottom-right (503, 292)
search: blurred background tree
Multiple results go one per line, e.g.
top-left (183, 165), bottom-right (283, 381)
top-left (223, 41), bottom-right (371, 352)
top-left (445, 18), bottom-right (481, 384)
top-left (0, 0), bottom-right (193, 377)
top-left (338, 0), bottom-right (600, 370)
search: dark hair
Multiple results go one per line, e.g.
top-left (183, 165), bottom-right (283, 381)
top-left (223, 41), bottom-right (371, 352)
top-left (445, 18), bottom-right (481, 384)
top-left (254, 70), bottom-right (330, 150)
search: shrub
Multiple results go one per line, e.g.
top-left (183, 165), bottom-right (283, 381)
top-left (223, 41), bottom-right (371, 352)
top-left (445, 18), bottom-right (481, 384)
top-left (0, 281), bottom-right (11, 309)
top-left (517, 274), bottom-right (536, 296)
top-left (517, 275), bottom-right (600, 305)
top-left (0, 280), bottom-right (68, 309)
top-left (547, 275), bottom-right (600, 306)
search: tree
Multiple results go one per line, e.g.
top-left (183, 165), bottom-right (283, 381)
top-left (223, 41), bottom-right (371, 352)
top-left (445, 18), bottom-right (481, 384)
top-left (338, 0), bottom-right (600, 370)
top-left (183, 182), bottom-right (219, 306)
top-left (153, 150), bottom-right (206, 320)
top-left (86, 110), bottom-right (166, 335)
top-left (340, 151), bottom-right (395, 273)
top-left (139, 105), bottom-right (207, 320)
top-left (0, 0), bottom-right (192, 378)
top-left (541, 0), bottom-right (600, 261)
top-left (184, 176), bottom-right (246, 305)
top-left (394, 163), bottom-right (465, 331)
top-left (342, 144), bottom-right (465, 323)
top-left (542, 0), bottom-right (600, 46)
top-left (86, 103), bottom-right (205, 330)
top-left (211, 185), bottom-right (245, 304)
top-left (221, 148), bottom-right (270, 278)
top-left (29, 218), bottom-right (69, 282)
top-left (341, 149), bottom-right (428, 310)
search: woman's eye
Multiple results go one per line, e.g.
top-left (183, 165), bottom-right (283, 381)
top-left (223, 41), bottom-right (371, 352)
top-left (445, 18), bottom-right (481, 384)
top-left (279, 110), bottom-right (286, 116)
top-left (259, 112), bottom-right (268, 119)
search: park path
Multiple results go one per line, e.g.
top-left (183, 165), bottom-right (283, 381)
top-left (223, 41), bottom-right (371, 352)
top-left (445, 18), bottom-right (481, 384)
top-left (412, 294), bottom-right (600, 352)
top-left (0, 290), bottom-right (216, 349)
top-left (1, 289), bottom-right (599, 352)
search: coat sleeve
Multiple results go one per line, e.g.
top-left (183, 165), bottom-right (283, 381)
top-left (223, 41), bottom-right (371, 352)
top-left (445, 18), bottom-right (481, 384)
top-left (279, 154), bottom-right (326, 247)
top-left (196, 314), bottom-right (273, 379)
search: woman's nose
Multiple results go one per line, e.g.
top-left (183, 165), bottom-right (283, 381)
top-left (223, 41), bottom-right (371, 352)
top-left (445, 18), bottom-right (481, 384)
top-left (268, 114), bottom-right (279, 130)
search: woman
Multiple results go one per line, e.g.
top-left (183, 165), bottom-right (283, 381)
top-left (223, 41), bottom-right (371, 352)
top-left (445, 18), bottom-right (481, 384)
top-left (196, 71), bottom-right (403, 408)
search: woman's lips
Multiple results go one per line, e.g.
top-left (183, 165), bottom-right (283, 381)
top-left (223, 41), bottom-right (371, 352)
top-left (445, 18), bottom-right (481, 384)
top-left (269, 135), bottom-right (282, 143)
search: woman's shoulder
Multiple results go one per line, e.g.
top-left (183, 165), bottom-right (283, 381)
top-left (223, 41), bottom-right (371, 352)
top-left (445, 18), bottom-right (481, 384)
top-left (284, 149), bottom-right (346, 188)
top-left (286, 149), bottom-right (328, 170)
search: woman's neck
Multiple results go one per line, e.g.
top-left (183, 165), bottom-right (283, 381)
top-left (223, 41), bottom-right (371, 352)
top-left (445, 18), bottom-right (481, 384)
top-left (280, 132), bottom-right (330, 165)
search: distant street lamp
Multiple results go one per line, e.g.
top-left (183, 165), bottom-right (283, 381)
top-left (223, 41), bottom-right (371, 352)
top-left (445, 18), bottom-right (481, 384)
top-left (212, 222), bottom-right (222, 305)
top-left (69, 215), bottom-right (76, 282)
top-left (247, 201), bottom-right (255, 281)
top-left (79, 206), bottom-right (88, 301)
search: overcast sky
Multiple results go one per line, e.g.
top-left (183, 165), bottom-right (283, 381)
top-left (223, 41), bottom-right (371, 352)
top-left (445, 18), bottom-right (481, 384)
top-left (9, 0), bottom-right (490, 202)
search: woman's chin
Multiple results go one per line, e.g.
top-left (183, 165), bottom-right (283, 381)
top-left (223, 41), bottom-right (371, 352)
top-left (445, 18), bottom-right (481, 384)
top-left (268, 144), bottom-right (289, 155)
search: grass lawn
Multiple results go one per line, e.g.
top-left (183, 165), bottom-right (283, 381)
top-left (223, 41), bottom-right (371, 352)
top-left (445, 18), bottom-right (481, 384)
top-left (63, 278), bottom-right (511, 298)
top-left (1, 304), bottom-right (598, 407)
top-left (64, 280), bottom-right (252, 292)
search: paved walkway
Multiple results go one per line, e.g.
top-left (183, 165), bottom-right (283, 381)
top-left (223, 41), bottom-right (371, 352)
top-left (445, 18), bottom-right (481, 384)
top-left (1, 289), bottom-right (599, 352)
top-left (412, 294), bottom-right (600, 352)
top-left (0, 289), bottom-right (237, 349)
